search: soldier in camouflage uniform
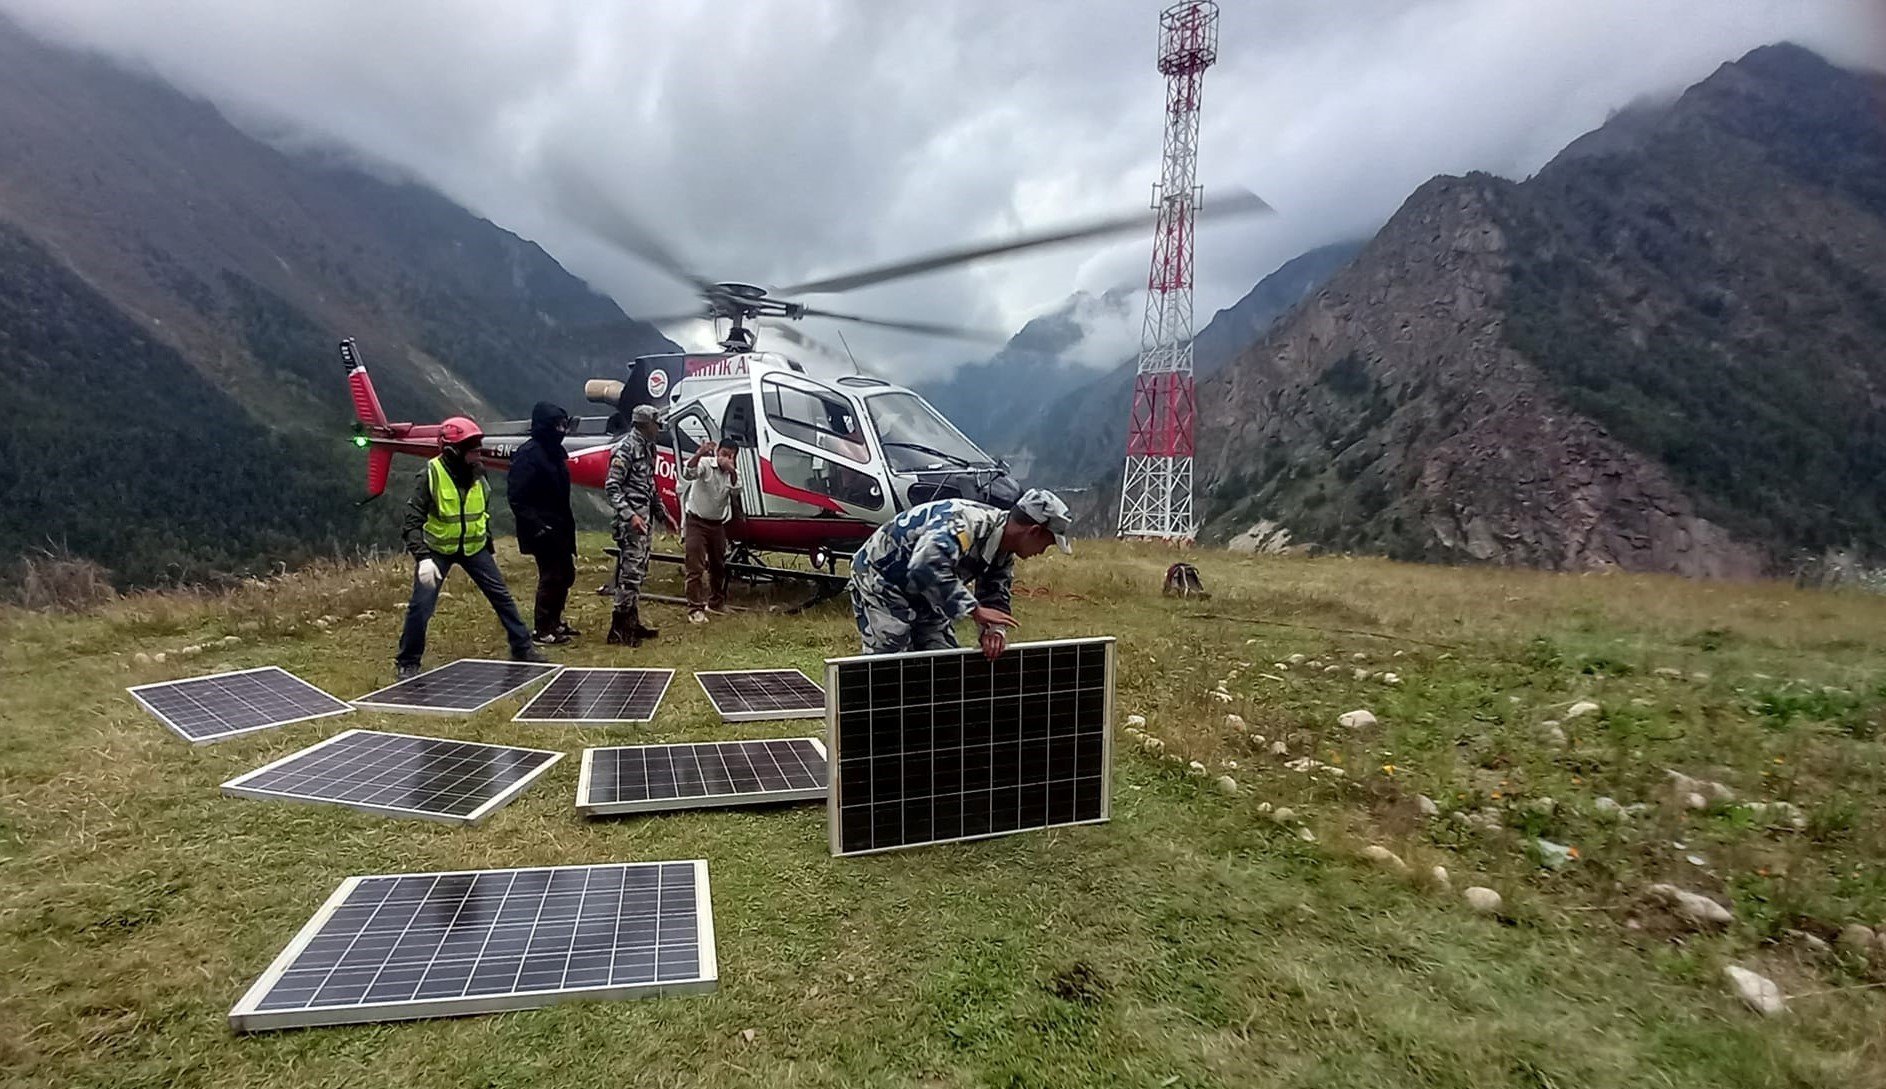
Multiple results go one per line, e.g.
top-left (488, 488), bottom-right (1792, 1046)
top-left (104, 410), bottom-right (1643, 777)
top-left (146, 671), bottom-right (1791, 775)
top-left (604, 404), bottom-right (663, 646)
top-left (849, 488), bottom-right (1073, 660)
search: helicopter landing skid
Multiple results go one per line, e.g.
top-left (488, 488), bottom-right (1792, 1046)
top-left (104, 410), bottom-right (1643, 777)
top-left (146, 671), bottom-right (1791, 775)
top-left (596, 548), bottom-right (850, 614)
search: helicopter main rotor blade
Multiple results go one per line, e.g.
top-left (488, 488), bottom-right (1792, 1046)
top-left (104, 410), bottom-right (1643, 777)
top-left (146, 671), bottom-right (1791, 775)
top-left (550, 171), bottom-right (717, 295)
top-left (775, 188), bottom-right (1272, 297)
top-left (759, 319), bottom-right (848, 361)
top-left (797, 306), bottom-right (1007, 343)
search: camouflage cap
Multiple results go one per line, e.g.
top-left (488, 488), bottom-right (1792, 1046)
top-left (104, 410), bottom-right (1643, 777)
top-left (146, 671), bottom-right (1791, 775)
top-left (1013, 488), bottom-right (1073, 554)
top-left (631, 404), bottom-right (663, 425)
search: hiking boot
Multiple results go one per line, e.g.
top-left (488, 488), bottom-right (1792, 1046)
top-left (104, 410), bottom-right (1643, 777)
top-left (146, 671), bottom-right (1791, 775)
top-left (688, 609), bottom-right (708, 625)
top-left (512, 646), bottom-right (549, 664)
top-left (394, 662), bottom-right (422, 681)
top-left (606, 607), bottom-right (634, 646)
top-left (554, 621), bottom-right (582, 638)
top-left (628, 607), bottom-right (659, 641)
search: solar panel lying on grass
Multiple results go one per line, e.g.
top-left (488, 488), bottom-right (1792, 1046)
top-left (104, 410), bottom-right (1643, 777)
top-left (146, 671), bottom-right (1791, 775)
top-left (229, 860), bottom-right (715, 1032)
top-left (513, 667), bottom-right (673, 724)
top-left (222, 729), bottom-right (563, 825)
top-left (352, 659), bottom-right (560, 715)
top-left (825, 637), bottom-right (1114, 857)
top-left (577, 738), bottom-right (828, 815)
top-left (128, 667), bottom-right (351, 744)
top-left (696, 669), bottom-right (826, 722)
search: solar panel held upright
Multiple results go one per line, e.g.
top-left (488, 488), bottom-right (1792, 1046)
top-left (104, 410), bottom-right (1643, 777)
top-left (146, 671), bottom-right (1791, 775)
top-left (825, 638), bottom-right (1114, 856)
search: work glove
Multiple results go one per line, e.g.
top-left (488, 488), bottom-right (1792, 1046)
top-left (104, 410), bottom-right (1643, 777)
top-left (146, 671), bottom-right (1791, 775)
top-left (416, 557), bottom-right (443, 589)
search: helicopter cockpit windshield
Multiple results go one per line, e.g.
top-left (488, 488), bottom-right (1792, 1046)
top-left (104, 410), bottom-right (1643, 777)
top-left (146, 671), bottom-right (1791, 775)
top-left (863, 392), bottom-right (996, 474)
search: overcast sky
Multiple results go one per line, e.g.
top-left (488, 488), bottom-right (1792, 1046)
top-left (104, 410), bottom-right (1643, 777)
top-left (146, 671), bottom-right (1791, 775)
top-left (3, 0), bottom-right (1882, 380)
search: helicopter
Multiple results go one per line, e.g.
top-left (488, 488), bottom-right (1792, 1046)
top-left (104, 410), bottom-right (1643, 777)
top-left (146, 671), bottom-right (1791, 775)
top-left (342, 187), bottom-right (1270, 598)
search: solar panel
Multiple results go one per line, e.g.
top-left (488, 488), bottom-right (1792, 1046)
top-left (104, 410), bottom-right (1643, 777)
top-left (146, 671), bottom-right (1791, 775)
top-left (222, 729), bottom-right (564, 825)
top-left (696, 669), bottom-right (827, 722)
top-left (127, 667), bottom-right (352, 744)
top-left (825, 637), bottom-right (1114, 857)
top-left (578, 738), bottom-right (828, 815)
top-left (228, 860), bottom-right (715, 1032)
top-left (513, 668), bottom-right (674, 724)
top-left (352, 659), bottom-right (561, 715)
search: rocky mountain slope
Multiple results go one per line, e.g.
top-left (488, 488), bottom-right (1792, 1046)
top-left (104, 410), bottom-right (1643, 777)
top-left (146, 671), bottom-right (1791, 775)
top-left (0, 18), bottom-right (673, 586)
top-left (1196, 43), bottom-right (1886, 576)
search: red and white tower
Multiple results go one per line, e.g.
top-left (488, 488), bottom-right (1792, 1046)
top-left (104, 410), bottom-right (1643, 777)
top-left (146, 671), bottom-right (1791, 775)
top-left (1118, 0), bottom-right (1218, 541)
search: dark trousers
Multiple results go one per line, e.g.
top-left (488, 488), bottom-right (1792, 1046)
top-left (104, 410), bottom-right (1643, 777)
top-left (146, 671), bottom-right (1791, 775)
top-left (530, 549), bottom-right (575, 635)
top-left (395, 548), bottom-right (533, 668)
top-left (684, 517), bottom-right (729, 610)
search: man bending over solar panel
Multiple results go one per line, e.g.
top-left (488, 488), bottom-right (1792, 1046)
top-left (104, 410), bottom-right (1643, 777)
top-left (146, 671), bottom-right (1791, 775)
top-left (849, 488), bottom-right (1073, 660)
top-left (392, 417), bottom-right (548, 680)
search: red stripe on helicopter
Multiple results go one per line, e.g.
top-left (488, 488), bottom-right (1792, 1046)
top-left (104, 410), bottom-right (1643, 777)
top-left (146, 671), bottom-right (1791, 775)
top-left (759, 456), bottom-right (845, 514)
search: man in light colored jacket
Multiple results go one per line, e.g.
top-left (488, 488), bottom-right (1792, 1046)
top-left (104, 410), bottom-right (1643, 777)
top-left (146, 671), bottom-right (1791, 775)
top-left (681, 440), bottom-right (739, 623)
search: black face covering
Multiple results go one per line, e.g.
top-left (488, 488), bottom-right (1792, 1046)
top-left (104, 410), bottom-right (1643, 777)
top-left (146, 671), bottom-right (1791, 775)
top-left (530, 402), bottom-right (571, 448)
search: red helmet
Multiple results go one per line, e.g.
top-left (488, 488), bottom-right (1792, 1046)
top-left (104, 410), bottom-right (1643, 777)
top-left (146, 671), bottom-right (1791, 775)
top-left (440, 416), bottom-right (484, 448)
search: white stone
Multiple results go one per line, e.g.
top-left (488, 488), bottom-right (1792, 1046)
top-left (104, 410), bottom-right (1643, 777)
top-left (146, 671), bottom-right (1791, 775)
top-left (151, 652), bottom-right (167, 664)
top-left (1528, 797), bottom-right (1557, 816)
top-left (1272, 662), bottom-right (1289, 672)
top-left (1225, 714), bottom-right (1247, 731)
top-left (1284, 757), bottom-right (1326, 774)
top-left (1533, 838), bottom-right (1574, 869)
top-left (1140, 736), bottom-right (1165, 753)
top-left (1592, 796), bottom-right (1621, 817)
top-left (1566, 700), bottom-right (1601, 719)
top-left (1268, 740), bottom-right (1289, 756)
top-left (1416, 795), bottom-right (1439, 818)
top-left (1463, 887), bottom-right (1503, 914)
top-left (1352, 652), bottom-right (1369, 662)
top-left (1789, 930), bottom-right (1830, 956)
top-left (179, 644), bottom-right (201, 656)
top-left (132, 652), bottom-right (151, 665)
top-left (1362, 845), bottom-right (1408, 872)
top-left (1255, 801), bottom-right (1273, 814)
top-left (1307, 660), bottom-right (1325, 669)
top-left (1338, 709), bottom-right (1378, 730)
top-left (1270, 807), bottom-right (1295, 824)
top-left (1354, 668), bottom-right (1372, 681)
top-left (1543, 726), bottom-right (1567, 746)
top-left (1707, 780), bottom-right (1737, 803)
top-left (1836, 923), bottom-right (1876, 956)
top-left (221, 635), bottom-right (241, 646)
top-left (1209, 690), bottom-right (1232, 703)
top-left (1287, 653), bottom-right (1307, 665)
top-left (1223, 759), bottom-right (1239, 770)
top-left (1323, 665), bottom-right (1342, 674)
top-left (1429, 865), bottom-right (1450, 889)
top-left (1296, 826), bottom-right (1317, 842)
top-left (1124, 714), bottom-right (1147, 729)
top-left (1685, 792), bottom-right (1708, 811)
top-left (1647, 884), bottom-right (1733, 928)
top-left (1654, 667), bottom-right (1683, 679)
top-left (1742, 801), bottom-right (1807, 830)
top-left (313, 618), bottom-right (330, 629)
top-left (1215, 775), bottom-right (1239, 795)
top-left (1723, 966), bottom-right (1786, 1017)
top-left (1188, 761), bottom-right (1208, 777)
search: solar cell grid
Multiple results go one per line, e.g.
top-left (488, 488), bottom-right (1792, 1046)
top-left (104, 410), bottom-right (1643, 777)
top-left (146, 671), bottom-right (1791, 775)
top-left (513, 667), bottom-right (673, 724)
top-left (578, 738), bottom-right (828, 815)
top-left (229, 861), bottom-right (715, 1032)
top-left (222, 730), bottom-right (563, 825)
top-left (696, 670), bottom-right (826, 722)
top-left (826, 638), bottom-right (1113, 856)
top-left (128, 667), bottom-right (352, 744)
top-left (352, 659), bottom-right (560, 714)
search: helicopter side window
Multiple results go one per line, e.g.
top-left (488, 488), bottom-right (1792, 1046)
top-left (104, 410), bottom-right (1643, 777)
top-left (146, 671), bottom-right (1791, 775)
top-left (762, 377), bottom-right (870, 463)
top-left (770, 446), bottom-right (883, 511)
top-left (721, 393), bottom-right (757, 449)
top-left (671, 411), bottom-right (713, 456)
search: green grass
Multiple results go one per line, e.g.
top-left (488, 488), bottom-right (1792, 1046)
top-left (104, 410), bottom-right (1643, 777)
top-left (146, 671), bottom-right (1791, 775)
top-left (3, 540), bottom-right (1886, 1087)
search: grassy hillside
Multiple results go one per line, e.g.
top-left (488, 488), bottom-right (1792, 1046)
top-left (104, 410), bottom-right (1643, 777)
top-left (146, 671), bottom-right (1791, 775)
top-left (4, 541), bottom-right (1885, 1087)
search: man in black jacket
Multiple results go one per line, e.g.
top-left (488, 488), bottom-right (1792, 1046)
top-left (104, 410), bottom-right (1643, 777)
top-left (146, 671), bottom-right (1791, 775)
top-left (506, 402), bottom-right (580, 644)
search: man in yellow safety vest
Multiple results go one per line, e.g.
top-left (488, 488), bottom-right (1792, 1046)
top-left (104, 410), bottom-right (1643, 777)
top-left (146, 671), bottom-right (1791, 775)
top-left (393, 416), bottom-right (546, 679)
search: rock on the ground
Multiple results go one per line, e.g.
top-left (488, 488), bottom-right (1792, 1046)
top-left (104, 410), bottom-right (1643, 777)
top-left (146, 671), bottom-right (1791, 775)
top-left (1647, 884), bottom-right (1733, 928)
top-left (1209, 690), bottom-right (1232, 703)
top-left (1188, 760), bottom-right (1208, 777)
top-left (1225, 714), bottom-right (1247, 731)
top-left (1416, 794), bottom-right (1440, 817)
top-left (1125, 714), bottom-right (1147, 729)
top-left (1593, 796), bottom-right (1623, 818)
top-left (1684, 792), bottom-right (1709, 810)
top-left (151, 652), bottom-right (167, 663)
top-left (1723, 966), bottom-right (1786, 1017)
top-left (1786, 930), bottom-right (1831, 956)
top-left (1362, 845), bottom-right (1408, 873)
top-left (1533, 838), bottom-right (1575, 869)
top-left (1215, 775), bottom-right (1239, 795)
top-left (1836, 923), bottom-right (1876, 956)
top-left (1541, 725), bottom-right (1568, 747)
top-left (1430, 865), bottom-right (1450, 888)
top-left (1269, 807), bottom-right (1295, 825)
top-left (1381, 672), bottom-right (1402, 686)
top-left (1296, 826), bottom-right (1317, 842)
top-left (1268, 740), bottom-right (1289, 756)
top-left (1287, 653), bottom-right (1307, 665)
top-left (1566, 700), bottom-right (1601, 719)
top-left (1742, 801), bottom-right (1807, 830)
top-left (1140, 736), bottom-right (1165, 753)
top-left (132, 652), bottom-right (151, 665)
top-left (1463, 887), bottom-right (1503, 914)
top-left (1338, 709), bottom-right (1378, 730)
top-left (1653, 667), bottom-right (1683, 679)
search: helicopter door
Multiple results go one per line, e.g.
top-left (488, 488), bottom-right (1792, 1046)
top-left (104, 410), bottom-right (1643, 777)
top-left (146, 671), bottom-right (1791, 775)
top-left (753, 373), bottom-right (886, 517)
top-left (664, 407), bottom-right (718, 527)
